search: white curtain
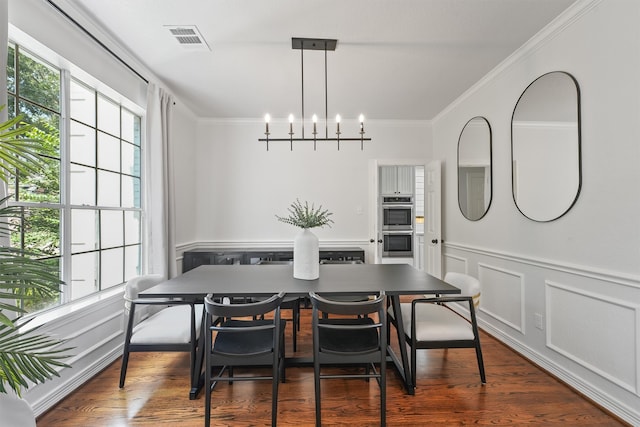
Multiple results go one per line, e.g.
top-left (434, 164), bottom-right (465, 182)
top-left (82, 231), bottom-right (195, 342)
top-left (0, 0), bottom-right (9, 241)
top-left (144, 84), bottom-right (176, 278)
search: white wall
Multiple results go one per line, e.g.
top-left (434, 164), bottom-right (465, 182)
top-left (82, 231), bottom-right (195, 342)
top-left (433, 1), bottom-right (640, 424)
top-left (190, 119), bottom-right (431, 251)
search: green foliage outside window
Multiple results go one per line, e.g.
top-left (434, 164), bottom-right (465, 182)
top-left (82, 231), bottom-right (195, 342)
top-left (0, 109), bottom-right (71, 396)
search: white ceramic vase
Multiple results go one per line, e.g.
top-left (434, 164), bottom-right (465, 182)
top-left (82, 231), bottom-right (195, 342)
top-left (0, 394), bottom-right (36, 427)
top-left (293, 228), bottom-right (319, 280)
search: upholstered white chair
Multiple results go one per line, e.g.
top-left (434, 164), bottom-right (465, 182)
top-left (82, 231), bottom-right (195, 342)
top-left (388, 272), bottom-right (486, 389)
top-left (119, 275), bottom-right (206, 388)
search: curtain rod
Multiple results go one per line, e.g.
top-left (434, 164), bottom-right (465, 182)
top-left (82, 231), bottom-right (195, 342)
top-left (44, 0), bottom-right (149, 84)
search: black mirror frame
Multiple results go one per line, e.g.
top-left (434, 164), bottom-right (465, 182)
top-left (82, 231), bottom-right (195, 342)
top-left (457, 116), bottom-right (493, 221)
top-left (510, 71), bottom-right (582, 222)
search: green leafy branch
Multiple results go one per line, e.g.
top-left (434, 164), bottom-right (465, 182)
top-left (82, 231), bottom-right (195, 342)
top-left (276, 199), bottom-right (334, 229)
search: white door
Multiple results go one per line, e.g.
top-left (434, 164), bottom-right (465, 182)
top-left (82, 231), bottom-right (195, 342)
top-left (425, 160), bottom-right (442, 278)
top-left (370, 162), bottom-right (383, 263)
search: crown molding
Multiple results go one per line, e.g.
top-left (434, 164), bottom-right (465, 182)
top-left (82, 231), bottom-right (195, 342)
top-left (433, 0), bottom-right (602, 123)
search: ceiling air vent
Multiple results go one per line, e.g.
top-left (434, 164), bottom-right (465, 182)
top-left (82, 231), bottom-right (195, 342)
top-left (165, 25), bottom-right (210, 51)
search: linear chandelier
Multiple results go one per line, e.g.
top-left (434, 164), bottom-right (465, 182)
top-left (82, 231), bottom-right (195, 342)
top-left (259, 37), bottom-right (372, 151)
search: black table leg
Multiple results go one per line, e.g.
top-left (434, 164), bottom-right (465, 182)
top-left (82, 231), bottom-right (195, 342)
top-left (388, 295), bottom-right (415, 395)
top-left (189, 307), bottom-right (206, 399)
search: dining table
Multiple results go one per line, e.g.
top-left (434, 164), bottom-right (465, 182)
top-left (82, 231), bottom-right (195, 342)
top-left (139, 262), bottom-right (461, 398)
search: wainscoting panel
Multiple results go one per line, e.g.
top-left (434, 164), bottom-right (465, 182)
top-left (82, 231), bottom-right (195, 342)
top-left (443, 253), bottom-right (468, 274)
top-left (24, 291), bottom-right (125, 416)
top-left (443, 241), bottom-right (640, 425)
top-left (478, 263), bottom-right (525, 333)
top-left (546, 281), bottom-right (639, 394)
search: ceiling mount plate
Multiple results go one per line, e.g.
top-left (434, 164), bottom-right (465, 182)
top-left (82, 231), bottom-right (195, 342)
top-left (291, 37), bottom-right (338, 51)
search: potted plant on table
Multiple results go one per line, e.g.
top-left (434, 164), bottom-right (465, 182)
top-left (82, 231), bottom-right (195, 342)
top-left (0, 108), bottom-right (71, 424)
top-left (276, 199), bottom-right (333, 280)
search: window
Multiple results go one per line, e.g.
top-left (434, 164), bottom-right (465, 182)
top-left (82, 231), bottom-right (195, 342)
top-left (5, 42), bottom-right (143, 313)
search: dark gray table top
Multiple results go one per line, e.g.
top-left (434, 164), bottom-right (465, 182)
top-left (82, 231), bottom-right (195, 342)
top-left (140, 263), bottom-right (460, 299)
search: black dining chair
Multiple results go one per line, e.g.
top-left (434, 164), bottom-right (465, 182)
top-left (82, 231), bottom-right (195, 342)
top-left (309, 291), bottom-right (387, 427)
top-left (204, 291), bottom-right (286, 427)
top-left (255, 260), bottom-right (301, 351)
top-left (318, 260), bottom-right (370, 318)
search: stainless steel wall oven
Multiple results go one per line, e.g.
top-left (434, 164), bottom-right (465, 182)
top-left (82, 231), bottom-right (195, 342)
top-left (382, 196), bottom-right (413, 231)
top-left (382, 231), bottom-right (413, 257)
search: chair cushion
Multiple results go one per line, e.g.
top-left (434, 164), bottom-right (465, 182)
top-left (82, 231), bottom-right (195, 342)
top-left (398, 303), bottom-right (474, 342)
top-left (318, 317), bottom-right (379, 353)
top-left (213, 319), bottom-right (286, 355)
top-left (444, 272), bottom-right (481, 307)
top-left (131, 304), bottom-right (204, 344)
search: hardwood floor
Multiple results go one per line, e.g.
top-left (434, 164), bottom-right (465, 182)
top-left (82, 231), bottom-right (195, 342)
top-left (38, 306), bottom-right (628, 426)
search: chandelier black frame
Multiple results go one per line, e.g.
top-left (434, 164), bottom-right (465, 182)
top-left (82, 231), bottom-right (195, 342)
top-left (259, 37), bottom-right (371, 151)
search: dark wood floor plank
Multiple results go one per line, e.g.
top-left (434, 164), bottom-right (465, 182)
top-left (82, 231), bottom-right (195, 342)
top-left (37, 306), bottom-right (628, 426)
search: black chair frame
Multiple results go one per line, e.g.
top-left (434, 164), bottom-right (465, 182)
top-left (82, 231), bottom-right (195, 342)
top-left (204, 291), bottom-right (286, 427)
top-left (310, 291), bottom-right (387, 427)
top-left (389, 295), bottom-right (486, 390)
top-left (119, 297), bottom-right (201, 388)
top-left (255, 261), bottom-right (301, 352)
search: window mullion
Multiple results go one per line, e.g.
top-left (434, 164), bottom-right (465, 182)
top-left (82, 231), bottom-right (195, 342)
top-left (60, 69), bottom-right (72, 303)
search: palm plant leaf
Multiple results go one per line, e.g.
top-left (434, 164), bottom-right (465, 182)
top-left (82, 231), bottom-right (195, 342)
top-left (0, 105), bottom-right (73, 397)
top-left (0, 195), bottom-right (23, 237)
top-left (0, 113), bottom-right (50, 182)
top-left (0, 321), bottom-right (71, 396)
top-left (0, 247), bottom-right (62, 320)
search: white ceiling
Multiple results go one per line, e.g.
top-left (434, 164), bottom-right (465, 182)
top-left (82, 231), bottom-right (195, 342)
top-left (67, 0), bottom-right (576, 120)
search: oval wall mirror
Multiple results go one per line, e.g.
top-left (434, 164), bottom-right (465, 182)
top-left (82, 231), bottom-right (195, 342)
top-left (458, 116), bottom-right (492, 221)
top-left (511, 71), bottom-right (581, 222)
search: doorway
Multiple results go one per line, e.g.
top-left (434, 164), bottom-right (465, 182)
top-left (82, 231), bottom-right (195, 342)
top-left (369, 160), bottom-right (440, 276)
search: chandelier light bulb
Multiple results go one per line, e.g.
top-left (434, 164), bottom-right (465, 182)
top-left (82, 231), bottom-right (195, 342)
top-left (312, 114), bottom-right (318, 123)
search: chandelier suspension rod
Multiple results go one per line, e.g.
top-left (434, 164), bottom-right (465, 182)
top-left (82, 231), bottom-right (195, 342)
top-left (325, 41), bottom-right (329, 140)
top-left (301, 47), bottom-right (305, 139)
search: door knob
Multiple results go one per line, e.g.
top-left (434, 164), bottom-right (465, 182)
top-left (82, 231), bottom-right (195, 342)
top-left (431, 239), bottom-right (438, 244)
top-left (378, 239), bottom-right (383, 243)
top-left (370, 239), bottom-right (375, 243)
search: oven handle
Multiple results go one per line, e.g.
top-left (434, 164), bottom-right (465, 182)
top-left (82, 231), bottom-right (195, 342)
top-left (382, 204), bottom-right (414, 208)
top-left (382, 230), bottom-right (414, 234)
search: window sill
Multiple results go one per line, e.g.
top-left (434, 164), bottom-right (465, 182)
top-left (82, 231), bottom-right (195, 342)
top-left (17, 285), bottom-right (125, 331)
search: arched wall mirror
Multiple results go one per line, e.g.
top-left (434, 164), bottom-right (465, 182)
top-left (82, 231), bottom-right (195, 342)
top-left (511, 71), bottom-right (581, 222)
top-left (457, 116), bottom-right (492, 221)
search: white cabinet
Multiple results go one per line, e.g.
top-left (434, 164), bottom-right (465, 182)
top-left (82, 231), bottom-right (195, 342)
top-left (380, 166), bottom-right (414, 195)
